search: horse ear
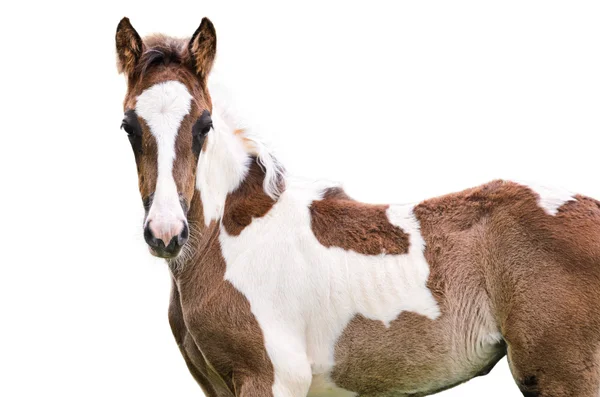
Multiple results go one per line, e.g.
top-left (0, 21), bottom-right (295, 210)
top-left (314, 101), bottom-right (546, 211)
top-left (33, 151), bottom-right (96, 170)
top-left (188, 18), bottom-right (217, 80)
top-left (116, 17), bottom-right (143, 76)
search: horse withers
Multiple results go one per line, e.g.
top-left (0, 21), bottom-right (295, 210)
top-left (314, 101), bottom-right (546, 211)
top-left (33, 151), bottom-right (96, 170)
top-left (115, 17), bottom-right (600, 397)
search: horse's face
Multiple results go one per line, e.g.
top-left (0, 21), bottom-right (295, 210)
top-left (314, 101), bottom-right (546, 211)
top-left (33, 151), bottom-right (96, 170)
top-left (116, 18), bottom-right (216, 258)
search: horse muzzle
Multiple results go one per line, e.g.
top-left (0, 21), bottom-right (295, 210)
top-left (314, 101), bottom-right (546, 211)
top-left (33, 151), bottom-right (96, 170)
top-left (143, 219), bottom-right (189, 258)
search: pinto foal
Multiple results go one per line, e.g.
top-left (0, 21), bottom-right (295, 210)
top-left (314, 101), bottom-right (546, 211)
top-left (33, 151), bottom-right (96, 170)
top-left (116, 17), bottom-right (600, 397)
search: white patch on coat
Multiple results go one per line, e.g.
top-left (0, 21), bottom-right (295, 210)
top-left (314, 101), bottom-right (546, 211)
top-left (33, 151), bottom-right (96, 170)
top-left (219, 181), bottom-right (440, 397)
top-left (520, 182), bottom-right (575, 215)
top-left (136, 81), bottom-right (192, 237)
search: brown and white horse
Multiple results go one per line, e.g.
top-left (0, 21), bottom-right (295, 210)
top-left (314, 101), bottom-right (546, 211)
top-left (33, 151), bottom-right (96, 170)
top-left (116, 17), bottom-right (600, 397)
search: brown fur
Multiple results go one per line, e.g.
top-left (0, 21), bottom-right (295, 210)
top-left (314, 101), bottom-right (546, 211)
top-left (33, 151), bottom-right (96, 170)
top-left (332, 313), bottom-right (503, 396)
top-left (417, 181), bottom-right (600, 396)
top-left (310, 188), bottom-right (410, 255)
top-left (134, 117), bottom-right (157, 199)
top-left (168, 276), bottom-right (234, 397)
top-left (188, 18), bottom-right (217, 81)
top-left (222, 160), bottom-right (277, 236)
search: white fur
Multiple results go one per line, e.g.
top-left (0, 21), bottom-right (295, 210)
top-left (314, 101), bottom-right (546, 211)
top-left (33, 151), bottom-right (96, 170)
top-left (136, 81), bottom-right (192, 237)
top-left (219, 182), bottom-right (440, 397)
top-left (520, 182), bottom-right (575, 215)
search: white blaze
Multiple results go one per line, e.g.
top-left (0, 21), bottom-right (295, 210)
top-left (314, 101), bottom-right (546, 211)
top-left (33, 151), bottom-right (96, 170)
top-left (135, 81), bottom-right (192, 241)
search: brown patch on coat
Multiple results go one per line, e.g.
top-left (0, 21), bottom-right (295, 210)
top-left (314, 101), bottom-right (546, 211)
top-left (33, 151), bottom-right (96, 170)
top-left (414, 181), bottom-right (600, 397)
top-left (421, 181), bottom-right (600, 395)
top-left (332, 311), bottom-right (504, 396)
top-left (222, 160), bottom-right (278, 236)
top-left (309, 187), bottom-right (409, 255)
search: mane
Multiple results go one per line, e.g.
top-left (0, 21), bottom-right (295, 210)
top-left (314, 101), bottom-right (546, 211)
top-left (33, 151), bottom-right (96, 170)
top-left (208, 75), bottom-right (286, 199)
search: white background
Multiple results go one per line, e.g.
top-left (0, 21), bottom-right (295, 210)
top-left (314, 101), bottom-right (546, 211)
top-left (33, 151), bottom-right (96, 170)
top-left (2, 1), bottom-right (599, 396)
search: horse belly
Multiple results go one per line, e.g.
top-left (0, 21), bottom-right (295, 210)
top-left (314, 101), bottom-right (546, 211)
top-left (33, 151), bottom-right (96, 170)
top-left (318, 312), bottom-right (505, 397)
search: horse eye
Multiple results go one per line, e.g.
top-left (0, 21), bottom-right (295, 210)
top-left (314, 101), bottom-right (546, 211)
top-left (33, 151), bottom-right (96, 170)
top-left (193, 110), bottom-right (212, 138)
top-left (200, 123), bottom-right (212, 136)
top-left (121, 121), bottom-right (134, 136)
top-left (192, 111), bottom-right (212, 155)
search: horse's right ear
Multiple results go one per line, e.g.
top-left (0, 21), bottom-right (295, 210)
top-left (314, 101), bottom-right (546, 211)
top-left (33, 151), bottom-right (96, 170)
top-left (116, 17), bottom-right (143, 76)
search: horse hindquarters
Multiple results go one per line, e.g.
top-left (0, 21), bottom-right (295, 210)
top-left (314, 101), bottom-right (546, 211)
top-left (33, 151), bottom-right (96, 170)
top-left (469, 192), bottom-right (600, 396)
top-left (498, 246), bottom-right (600, 395)
top-left (502, 276), bottom-right (600, 397)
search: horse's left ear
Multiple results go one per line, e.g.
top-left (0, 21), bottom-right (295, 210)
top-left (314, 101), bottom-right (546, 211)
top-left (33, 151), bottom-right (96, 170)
top-left (188, 18), bottom-right (217, 81)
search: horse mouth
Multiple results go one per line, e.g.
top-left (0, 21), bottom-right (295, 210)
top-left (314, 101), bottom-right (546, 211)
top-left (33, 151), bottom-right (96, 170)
top-left (148, 245), bottom-right (181, 259)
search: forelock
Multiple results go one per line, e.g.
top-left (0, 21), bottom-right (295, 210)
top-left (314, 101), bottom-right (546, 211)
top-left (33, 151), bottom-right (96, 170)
top-left (135, 34), bottom-right (190, 78)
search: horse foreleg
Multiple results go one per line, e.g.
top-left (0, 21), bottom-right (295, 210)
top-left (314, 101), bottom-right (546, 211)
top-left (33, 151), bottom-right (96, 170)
top-left (234, 341), bottom-right (312, 397)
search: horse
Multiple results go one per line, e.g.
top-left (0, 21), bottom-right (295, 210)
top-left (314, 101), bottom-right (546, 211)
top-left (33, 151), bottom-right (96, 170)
top-left (115, 17), bottom-right (600, 397)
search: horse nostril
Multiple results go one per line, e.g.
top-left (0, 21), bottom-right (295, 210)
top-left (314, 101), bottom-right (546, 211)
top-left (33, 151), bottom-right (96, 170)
top-left (164, 223), bottom-right (188, 255)
top-left (164, 236), bottom-right (179, 254)
top-left (178, 223), bottom-right (189, 246)
top-left (144, 221), bottom-right (165, 249)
